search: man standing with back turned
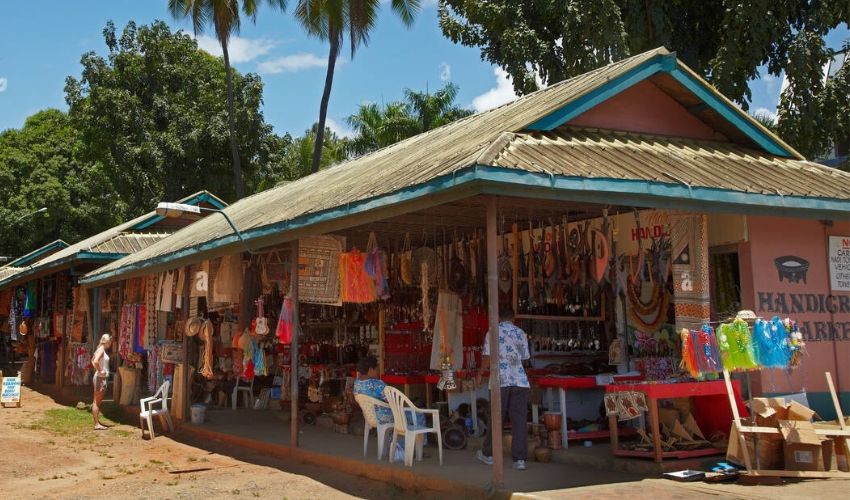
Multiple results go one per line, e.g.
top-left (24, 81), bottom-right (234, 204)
top-left (476, 305), bottom-right (531, 470)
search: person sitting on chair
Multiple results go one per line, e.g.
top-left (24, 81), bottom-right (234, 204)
top-left (353, 356), bottom-right (425, 444)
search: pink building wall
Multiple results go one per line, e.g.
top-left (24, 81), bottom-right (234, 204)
top-left (740, 216), bottom-right (850, 418)
top-left (567, 80), bottom-right (727, 141)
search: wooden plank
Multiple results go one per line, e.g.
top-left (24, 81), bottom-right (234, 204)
top-left (290, 241), bottom-right (300, 448)
top-left (825, 371), bottom-right (850, 469)
top-left (739, 426), bottom-right (850, 437)
top-left (648, 397), bottom-right (663, 463)
top-left (485, 196), bottom-right (504, 488)
top-left (723, 369), bottom-right (753, 471)
top-left (743, 470), bottom-right (850, 479)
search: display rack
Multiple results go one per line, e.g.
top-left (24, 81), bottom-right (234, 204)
top-left (723, 370), bottom-right (850, 478)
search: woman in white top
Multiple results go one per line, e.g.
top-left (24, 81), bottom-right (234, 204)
top-left (91, 334), bottom-right (113, 430)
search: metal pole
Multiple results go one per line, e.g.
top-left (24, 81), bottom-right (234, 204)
top-left (486, 197), bottom-right (504, 489)
top-left (290, 240), bottom-right (300, 448)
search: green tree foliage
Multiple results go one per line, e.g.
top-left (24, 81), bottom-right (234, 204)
top-left (168, 0), bottom-right (287, 198)
top-left (346, 82), bottom-right (473, 156)
top-left (439, 0), bottom-right (850, 158)
top-left (65, 20), bottom-right (276, 213)
top-left (256, 126), bottom-right (349, 189)
top-left (0, 110), bottom-right (120, 257)
top-left (294, 0), bottom-right (421, 174)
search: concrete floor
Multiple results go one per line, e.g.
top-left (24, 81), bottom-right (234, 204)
top-left (189, 407), bottom-right (650, 495)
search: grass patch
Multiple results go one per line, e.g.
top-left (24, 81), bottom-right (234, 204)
top-left (112, 429), bottom-right (132, 438)
top-left (149, 459), bottom-right (165, 465)
top-left (19, 408), bottom-right (117, 436)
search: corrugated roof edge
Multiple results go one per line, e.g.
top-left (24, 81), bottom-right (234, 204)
top-left (0, 190), bottom-right (225, 289)
top-left (80, 164), bottom-right (850, 288)
top-left (4, 239), bottom-right (69, 268)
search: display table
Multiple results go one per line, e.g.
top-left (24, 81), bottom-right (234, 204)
top-left (605, 380), bottom-right (743, 462)
top-left (533, 375), bottom-right (598, 448)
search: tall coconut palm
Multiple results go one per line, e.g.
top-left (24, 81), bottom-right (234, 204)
top-left (169, 0), bottom-right (286, 199)
top-left (296, 0), bottom-right (421, 174)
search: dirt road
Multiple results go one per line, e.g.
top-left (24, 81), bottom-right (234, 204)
top-left (0, 386), bottom-right (433, 499)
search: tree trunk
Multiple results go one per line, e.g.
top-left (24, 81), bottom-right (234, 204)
top-left (311, 36), bottom-right (340, 174)
top-left (222, 41), bottom-right (244, 199)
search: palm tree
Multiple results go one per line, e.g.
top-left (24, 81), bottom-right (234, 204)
top-left (295, 0), bottom-right (421, 174)
top-left (345, 101), bottom-right (418, 156)
top-left (169, 0), bottom-right (286, 199)
top-left (404, 82), bottom-right (473, 131)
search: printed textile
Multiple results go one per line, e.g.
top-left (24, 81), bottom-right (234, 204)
top-left (298, 236), bottom-right (343, 305)
top-left (483, 321), bottom-right (531, 388)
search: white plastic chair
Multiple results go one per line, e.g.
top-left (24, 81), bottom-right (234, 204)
top-left (383, 386), bottom-right (442, 467)
top-left (139, 380), bottom-right (173, 439)
top-left (354, 393), bottom-right (394, 460)
top-left (232, 377), bottom-right (254, 410)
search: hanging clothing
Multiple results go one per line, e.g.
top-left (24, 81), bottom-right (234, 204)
top-left (430, 290), bottom-right (464, 371)
top-left (753, 317), bottom-right (792, 368)
top-left (174, 269), bottom-right (186, 310)
top-left (145, 278), bottom-right (158, 349)
top-left (213, 254), bottom-right (243, 304)
top-left (276, 296), bottom-right (294, 344)
top-left (717, 319), bottom-right (757, 371)
top-left (133, 305), bottom-right (146, 354)
top-left (339, 249), bottom-right (376, 303)
top-left (156, 271), bottom-right (174, 312)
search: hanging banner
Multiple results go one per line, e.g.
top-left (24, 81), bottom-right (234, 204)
top-left (829, 236), bottom-right (850, 292)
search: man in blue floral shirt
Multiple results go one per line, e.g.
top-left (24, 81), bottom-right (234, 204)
top-left (477, 306), bottom-right (531, 470)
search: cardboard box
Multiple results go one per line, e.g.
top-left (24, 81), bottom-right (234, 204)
top-left (726, 421), bottom-right (784, 470)
top-left (785, 400), bottom-right (818, 421)
top-left (780, 420), bottom-right (824, 471)
top-left (748, 397), bottom-right (787, 428)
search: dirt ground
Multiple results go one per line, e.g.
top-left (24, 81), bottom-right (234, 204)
top-left (0, 386), bottom-right (435, 499)
top-left (3, 386), bottom-right (849, 499)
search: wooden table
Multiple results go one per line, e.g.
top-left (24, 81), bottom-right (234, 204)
top-left (605, 380), bottom-right (741, 462)
top-left (533, 375), bottom-right (599, 449)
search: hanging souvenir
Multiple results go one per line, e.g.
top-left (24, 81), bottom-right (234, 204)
top-left (717, 319), bottom-right (757, 371)
top-left (786, 318), bottom-right (806, 367)
top-left (339, 248), bottom-right (377, 303)
top-left (276, 296), bottom-right (294, 344)
top-left (497, 232), bottom-right (512, 294)
top-left (400, 233), bottom-right (414, 286)
top-left (752, 317), bottom-right (791, 368)
top-left (364, 232), bottom-right (390, 299)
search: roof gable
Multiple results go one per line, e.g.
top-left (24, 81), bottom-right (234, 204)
top-left (5, 239), bottom-right (69, 267)
top-left (524, 49), bottom-right (801, 159)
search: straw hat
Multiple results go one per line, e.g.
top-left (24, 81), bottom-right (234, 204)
top-left (185, 317), bottom-right (203, 337)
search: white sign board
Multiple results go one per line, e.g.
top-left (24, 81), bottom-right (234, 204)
top-left (829, 236), bottom-right (850, 292)
top-left (1, 376), bottom-right (21, 407)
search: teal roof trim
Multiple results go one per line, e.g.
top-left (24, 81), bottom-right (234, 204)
top-left (80, 165), bottom-right (850, 286)
top-left (131, 191), bottom-right (227, 231)
top-left (0, 251), bottom-right (126, 289)
top-left (526, 54), bottom-right (676, 131)
top-left (525, 53), bottom-right (797, 159)
top-left (667, 68), bottom-right (792, 157)
top-left (6, 240), bottom-right (69, 267)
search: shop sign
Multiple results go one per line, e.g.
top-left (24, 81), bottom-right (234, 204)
top-left (1, 375), bottom-right (21, 407)
top-left (631, 224), bottom-right (670, 241)
top-left (828, 236), bottom-right (850, 292)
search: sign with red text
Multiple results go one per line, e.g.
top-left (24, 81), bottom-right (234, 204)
top-left (829, 236), bottom-right (850, 292)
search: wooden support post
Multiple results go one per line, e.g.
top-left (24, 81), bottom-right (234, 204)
top-left (511, 223), bottom-right (519, 314)
top-left (485, 197), bottom-right (504, 489)
top-left (290, 240), bottom-right (301, 448)
top-left (826, 372), bottom-right (850, 460)
top-left (378, 307), bottom-right (385, 377)
top-left (182, 266), bottom-right (191, 421)
top-left (723, 369), bottom-right (753, 471)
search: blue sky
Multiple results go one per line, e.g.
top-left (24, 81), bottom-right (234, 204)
top-left (1, 1), bottom-right (847, 137)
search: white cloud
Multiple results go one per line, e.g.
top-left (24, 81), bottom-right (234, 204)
top-left (753, 106), bottom-right (777, 123)
top-left (257, 53), bottom-right (330, 74)
top-left (196, 35), bottom-right (277, 63)
top-left (0, 78), bottom-right (6, 92)
top-left (439, 62), bottom-right (451, 82)
top-left (326, 118), bottom-right (354, 139)
top-left (472, 67), bottom-right (519, 112)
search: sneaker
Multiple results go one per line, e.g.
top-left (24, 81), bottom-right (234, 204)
top-left (476, 449), bottom-right (494, 465)
top-left (513, 460), bottom-right (527, 471)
